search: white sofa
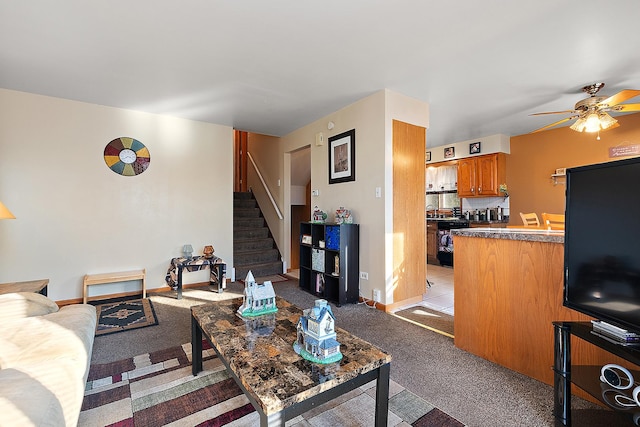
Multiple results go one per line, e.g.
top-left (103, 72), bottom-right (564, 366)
top-left (0, 292), bottom-right (96, 427)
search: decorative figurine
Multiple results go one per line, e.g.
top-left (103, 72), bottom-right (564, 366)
top-left (333, 255), bottom-right (339, 276)
top-left (182, 244), bottom-right (193, 258)
top-left (335, 207), bottom-right (353, 224)
top-left (203, 245), bottom-right (214, 258)
top-left (312, 206), bottom-right (328, 223)
top-left (237, 271), bottom-right (278, 317)
top-left (293, 299), bottom-right (343, 364)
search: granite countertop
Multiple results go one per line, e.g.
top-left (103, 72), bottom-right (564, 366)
top-left (191, 297), bottom-right (391, 415)
top-left (451, 227), bottom-right (564, 243)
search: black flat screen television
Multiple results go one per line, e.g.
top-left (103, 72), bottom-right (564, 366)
top-left (564, 156), bottom-right (640, 334)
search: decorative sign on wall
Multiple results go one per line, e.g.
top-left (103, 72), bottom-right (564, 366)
top-left (609, 144), bottom-right (640, 158)
top-left (104, 137), bottom-right (151, 176)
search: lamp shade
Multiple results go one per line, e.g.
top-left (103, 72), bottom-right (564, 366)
top-left (0, 201), bottom-right (15, 219)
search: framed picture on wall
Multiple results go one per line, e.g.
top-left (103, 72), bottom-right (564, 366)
top-left (328, 129), bottom-right (355, 184)
top-left (470, 141), bottom-right (481, 154)
top-left (426, 151), bottom-right (431, 162)
top-left (444, 146), bottom-right (455, 159)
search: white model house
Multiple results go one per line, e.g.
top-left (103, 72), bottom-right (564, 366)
top-left (294, 299), bottom-right (343, 364)
top-left (237, 271), bottom-right (277, 317)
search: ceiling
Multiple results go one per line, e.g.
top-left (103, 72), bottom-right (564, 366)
top-left (2, 1), bottom-right (640, 148)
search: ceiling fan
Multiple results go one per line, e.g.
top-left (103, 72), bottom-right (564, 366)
top-left (530, 83), bottom-right (640, 136)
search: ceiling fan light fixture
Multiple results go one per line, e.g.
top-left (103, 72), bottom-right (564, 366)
top-left (597, 111), bottom-right (618, 130)
top-left (569, 111), bottom-right (618, 133)
top-left (569, 116), bottom-right (588, 132)
top-left (584, 112), bottom-right (602, 133)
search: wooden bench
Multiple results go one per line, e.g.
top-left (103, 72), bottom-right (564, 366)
top-left (83, 269), bottom-right (146, 303)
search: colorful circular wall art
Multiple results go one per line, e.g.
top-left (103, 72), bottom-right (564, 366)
top-left (103, 137), bottom-right (150, 176)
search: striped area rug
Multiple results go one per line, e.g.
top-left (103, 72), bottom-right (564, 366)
top-left (79, 342), bottom-right (464, 426)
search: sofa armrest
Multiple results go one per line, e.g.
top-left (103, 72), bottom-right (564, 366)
top-left (0, 292), bottom-right (59, 322)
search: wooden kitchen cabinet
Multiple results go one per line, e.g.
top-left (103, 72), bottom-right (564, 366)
top-left (457, 153), bottom-right (506, 197)
top-left (426, 220), bottom-right (438, 265)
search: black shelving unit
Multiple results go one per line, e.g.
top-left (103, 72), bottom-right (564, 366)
top-left (299, 222), bottom-right (359, 306)
top-left (553, 321), bottom-right (640, 426)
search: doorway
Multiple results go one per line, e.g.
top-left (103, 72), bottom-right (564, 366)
top-left (288, 146), bottom-right (311, 272)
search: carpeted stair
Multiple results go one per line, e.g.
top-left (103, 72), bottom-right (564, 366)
top-left (233, 192), bottom-right (283, 279)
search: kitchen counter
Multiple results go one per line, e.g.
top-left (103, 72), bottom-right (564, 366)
top-left (452, 229), bottom-right (625, 404)
top-left (452, 227), bottom-right (563, 243)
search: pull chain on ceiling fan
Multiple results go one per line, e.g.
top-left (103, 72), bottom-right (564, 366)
top-left (530, 83), bottom-right (640, 139)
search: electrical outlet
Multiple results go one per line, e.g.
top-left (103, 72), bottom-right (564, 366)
top-left (359, 272), bottom-right (368, 280)
top-left (373, 289), bottom-right (381, 302)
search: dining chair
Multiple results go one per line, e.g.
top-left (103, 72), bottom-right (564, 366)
top-left (542, 213), bottom-right (565, 230)
top-left (519, 212), bottom-right (540, 227)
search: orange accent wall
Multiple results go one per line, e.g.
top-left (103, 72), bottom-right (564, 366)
top-left (507, 112), bottom-right (640, 225)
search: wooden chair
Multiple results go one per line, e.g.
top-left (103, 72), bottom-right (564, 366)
top-left (542, 213), bottom-right (565, 230)
top-left (519, 212), bottom-right (540, 227)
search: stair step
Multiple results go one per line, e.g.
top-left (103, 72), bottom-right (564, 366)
top-left (234, 217), bottom-right (265, 228)
top-left (234, 192), bottom-right (253, 200)
top-left (233, 199), bottom-right (257, 209)
top-left (234, 248), bottom-right (280, 264)
top-left (234, 238), bottom-right (274, 251)
top-left (235, 260), bottom-right (283, 279)
top-left (234, 208), bottom-right (261, 218)
top-left (233, 228), bottom-right (269, 239)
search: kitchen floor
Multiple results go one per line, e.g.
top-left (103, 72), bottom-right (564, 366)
top-left (423, 264), bottom-right (454, 316)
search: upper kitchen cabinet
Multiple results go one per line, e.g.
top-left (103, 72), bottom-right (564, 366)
top-left (457, 153), bottom-right (506, 197)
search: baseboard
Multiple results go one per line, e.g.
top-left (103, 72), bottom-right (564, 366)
top-left (385, 295), bottom-right (423, 312)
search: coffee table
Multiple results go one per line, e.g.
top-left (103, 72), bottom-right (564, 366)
top-left (191, 297), bottom-right (391, 426)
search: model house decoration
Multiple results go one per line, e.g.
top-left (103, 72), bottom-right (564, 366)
top-left (237, 271), bottom-right (278, 317)
top-left (293, 299), bottom-right (343, 364)
top-left (312, 206), bottom-right (327, 223)
top-left (335, 207), bottom-right (353, 224)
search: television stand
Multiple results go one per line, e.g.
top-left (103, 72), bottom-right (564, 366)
top-left (553, 321), bottom-right (640, 426)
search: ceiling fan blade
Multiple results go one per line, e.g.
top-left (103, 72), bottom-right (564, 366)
top-left (530, 116), bottom-right (577, 133)
top-left (598, 89), bottom-right (640, 108)
top-left (530, 110), bottom-right (576, 116)
top-left (614, 103), bottom-right (640, 112)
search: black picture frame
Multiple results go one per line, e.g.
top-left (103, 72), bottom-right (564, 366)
top-left (470, 141), bottom-right (481, 154)
top-left (444, 146), bottom-right (455, 159)
top-left (426, 151), bottom-right (431, 162)
top-left (328, 129), bottom-right (355, 184)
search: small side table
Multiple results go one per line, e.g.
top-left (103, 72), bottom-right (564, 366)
top-left (0, 279), bottom-right (49, 296)
top-left (165, 256), bottom-right (226, 299)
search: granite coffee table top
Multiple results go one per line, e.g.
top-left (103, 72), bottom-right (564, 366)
top-left (191, 296), bottom-right (391, 415)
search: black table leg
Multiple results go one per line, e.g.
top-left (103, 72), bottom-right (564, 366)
top-left (216, 263), bottom-right (226, 293)
top-left (191, 313), bottom-right (203, 376)
top-left (553, 323), bottom-right (571, 426)
top-left (374, 362), bottom-right (390, 427)
top-left (177, 265), bottom-right (183, 299)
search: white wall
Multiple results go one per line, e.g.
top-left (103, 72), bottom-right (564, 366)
top-left (0, 89), bottom-right (233, 301)
top-left (275, 89), bottom-right (429, 305)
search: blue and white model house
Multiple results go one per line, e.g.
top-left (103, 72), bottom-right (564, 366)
top-left (294, 299), bottom-right (343, 364)
top-left (237, 271), bottom-right (278, 317)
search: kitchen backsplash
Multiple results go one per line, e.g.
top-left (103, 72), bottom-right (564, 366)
top-left (462, 196), bottom-right (510, 218)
